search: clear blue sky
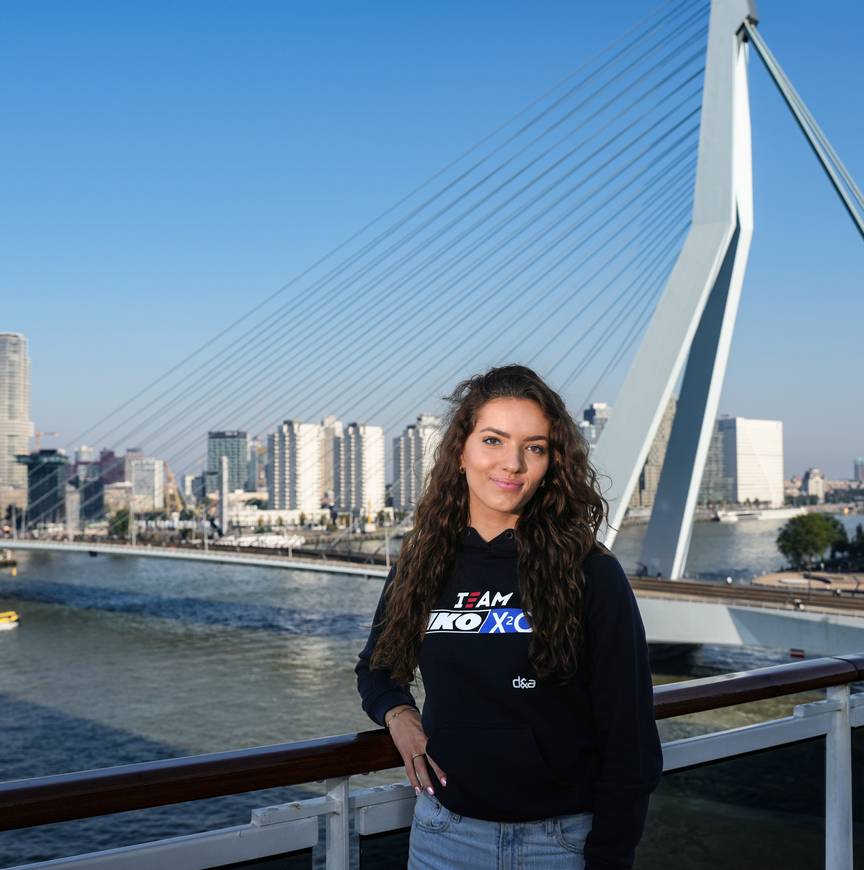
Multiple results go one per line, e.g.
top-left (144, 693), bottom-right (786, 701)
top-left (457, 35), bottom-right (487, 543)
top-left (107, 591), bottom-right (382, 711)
top-left (1, 0), bottom-right (862, 479)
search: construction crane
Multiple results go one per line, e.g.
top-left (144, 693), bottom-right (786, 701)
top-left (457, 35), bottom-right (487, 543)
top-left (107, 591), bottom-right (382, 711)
top-left (164, 465), bottom-right (186, 513)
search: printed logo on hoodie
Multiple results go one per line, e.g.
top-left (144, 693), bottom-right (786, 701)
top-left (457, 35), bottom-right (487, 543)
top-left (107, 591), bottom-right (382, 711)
top-left (426, 590), bottom-right (533, 634)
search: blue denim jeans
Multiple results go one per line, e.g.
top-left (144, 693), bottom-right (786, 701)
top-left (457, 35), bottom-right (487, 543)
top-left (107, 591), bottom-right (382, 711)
top-left (408, 791), bottom-right (594, 869)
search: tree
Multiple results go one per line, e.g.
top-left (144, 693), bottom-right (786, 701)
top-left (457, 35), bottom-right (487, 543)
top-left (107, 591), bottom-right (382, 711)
top-left (847, 523), bottom-right (864, 562)
top-left (776, 514), bottom-right (848, 569)
top-left (110, 509), bottom-right (130, 539)
top-left (826, 516), bottom-right (850, 559)
top-left (299, 512), bottom-right (306, 527)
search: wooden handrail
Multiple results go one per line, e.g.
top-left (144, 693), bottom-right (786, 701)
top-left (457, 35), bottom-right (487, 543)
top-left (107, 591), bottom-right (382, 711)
top-left (653, 653), bottom-right (864, 719)
top-left (1, 654), bottom-right (863, 832)
top-left (0, 730), bottom-right (401, 833)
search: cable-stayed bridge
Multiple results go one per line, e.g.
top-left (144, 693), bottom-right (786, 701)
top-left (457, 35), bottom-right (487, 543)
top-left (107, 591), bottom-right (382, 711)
top-left (11, 0), bottom-right (863, 652)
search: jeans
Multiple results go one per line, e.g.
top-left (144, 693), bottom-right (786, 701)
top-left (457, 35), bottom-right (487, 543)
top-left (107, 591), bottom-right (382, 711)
top-left (408, 791), bottom-right (593, 869)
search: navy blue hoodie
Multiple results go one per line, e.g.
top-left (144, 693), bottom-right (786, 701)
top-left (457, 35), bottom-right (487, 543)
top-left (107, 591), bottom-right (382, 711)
top-left (355, 526), bottom-right (663, 869)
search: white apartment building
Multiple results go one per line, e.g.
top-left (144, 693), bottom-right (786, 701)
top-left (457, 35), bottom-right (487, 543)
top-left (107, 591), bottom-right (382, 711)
top-left (801, 467), bottom-right (825, 503)
top-left (718, 416), bottom-right (784, 507)
top-left (0, 333), bottom-right (34, 512)
top-left (268, 420), bottom-right (322, 514)
top-left (129, 458), bottom-right (165, 512)
top-left (124, 449), bottom-right (145, 482)
top-left (75, 445), bottom-right (95, 464)
top-left (335, 422), bottom-right (385, 517)
top-left (320, 415), bottom-right (343, 506)
top-left (392, 413), bottom-right (442, 510)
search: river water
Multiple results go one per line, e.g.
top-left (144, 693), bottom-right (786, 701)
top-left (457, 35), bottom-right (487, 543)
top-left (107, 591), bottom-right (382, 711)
top-left (1, 515), bottom-right (863, 867)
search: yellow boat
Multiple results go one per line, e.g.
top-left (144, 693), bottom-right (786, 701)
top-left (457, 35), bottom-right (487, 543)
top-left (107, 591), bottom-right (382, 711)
top-left (0, 610), bottom-right (19, 630)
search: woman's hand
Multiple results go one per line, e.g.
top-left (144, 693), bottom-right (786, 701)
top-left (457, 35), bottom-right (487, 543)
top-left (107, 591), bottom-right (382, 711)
top-left (384, 705), bottom-right (447, 796)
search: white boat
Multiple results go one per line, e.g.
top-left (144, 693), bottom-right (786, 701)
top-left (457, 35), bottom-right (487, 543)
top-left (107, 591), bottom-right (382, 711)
top-left (755, 506), bottom-right (808, 520)
top-left (714, 506), bottom-right (807, 523)
top-left (715, 510), bottom-right (739, 523)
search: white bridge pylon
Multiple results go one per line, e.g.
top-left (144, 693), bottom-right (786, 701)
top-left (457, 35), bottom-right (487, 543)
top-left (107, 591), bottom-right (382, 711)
top-left (593, 0), bottom-right (757, 579)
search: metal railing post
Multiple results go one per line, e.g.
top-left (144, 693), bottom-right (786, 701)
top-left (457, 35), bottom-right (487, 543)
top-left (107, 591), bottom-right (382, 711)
top-left (325, 776), bottom-right (351, 870)
top-left (826, 685), bottom-right (853, 870)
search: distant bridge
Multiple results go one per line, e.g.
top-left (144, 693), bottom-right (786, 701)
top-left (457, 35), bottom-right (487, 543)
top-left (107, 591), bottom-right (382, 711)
top-left (2, 539), bottom-right (388, 579)
top-left (5, 539), bottom-right (864, 657)
top-left (634, 577), bottom-right (864, 658)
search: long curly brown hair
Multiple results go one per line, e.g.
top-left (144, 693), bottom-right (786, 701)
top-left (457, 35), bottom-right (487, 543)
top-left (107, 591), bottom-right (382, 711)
top-left (371, 364), bottom-right (609, 684)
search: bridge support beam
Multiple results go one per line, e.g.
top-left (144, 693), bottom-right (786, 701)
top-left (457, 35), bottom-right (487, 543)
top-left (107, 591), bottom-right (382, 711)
top-left (592, 0), bottom-right (756, 578)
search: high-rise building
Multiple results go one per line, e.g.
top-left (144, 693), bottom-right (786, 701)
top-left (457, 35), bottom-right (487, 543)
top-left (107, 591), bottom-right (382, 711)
top-left (854, 458), bottom-right (864, 483)
top-left (320, 416), bottom-right (344, 506)
top-left (191, 473), bottom-right (207, 503)
top-left (392, 414), bottom-right (442, 510)
top-left (801, 467), bottom-right (825, 503)
top-left (628, 395), bottom-right (677, 510)
top-left (75, 460), bottom-right (105, 521)
top-left (697, 423), bottom-right (734, 505)
top-left (17, 449), bottom-right (70, 526)
top-left (182, 473), bottom-right (197, 502)
top-left (129, 458), bottom-right (165, 512)
top-left (124, 448), bottom-right (145, 482)
top-left (717, 416), bottom-right (784, 507)
top-left (0, 333), bottom-right (34, 514)
top-left (268, 420), bottom-right (322, 513)
top-left (99, 448), bottom-right (125, 485)
top-left (581, 403), bottom-right (611, 446)
top-left (335, 422), bottom-right (385, 517)
top-left (246, 438), bottom-right (265, 492)
top-left (75, 445), bottom-right (95, 464)
top-left (207, 431), bottom-right (248, 493)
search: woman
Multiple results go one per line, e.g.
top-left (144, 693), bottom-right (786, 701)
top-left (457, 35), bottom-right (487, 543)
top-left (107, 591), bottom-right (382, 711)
top-left (356, 365), bottom-right (662, 869)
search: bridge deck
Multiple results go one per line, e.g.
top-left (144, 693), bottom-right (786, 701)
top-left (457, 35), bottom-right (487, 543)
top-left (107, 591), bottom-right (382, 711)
top-left (632, 576), bottom-right (864, 617)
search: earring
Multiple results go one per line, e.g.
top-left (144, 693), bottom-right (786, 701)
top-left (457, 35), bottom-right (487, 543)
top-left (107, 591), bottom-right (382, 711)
top-left (540, 477), bottom-right (546, 487)
top-left (459, 466), bottom-right (465, 474)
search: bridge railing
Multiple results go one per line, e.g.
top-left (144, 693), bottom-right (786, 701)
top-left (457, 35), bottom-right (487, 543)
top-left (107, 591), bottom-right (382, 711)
top-left (1, 654), bottom-right (863, 869)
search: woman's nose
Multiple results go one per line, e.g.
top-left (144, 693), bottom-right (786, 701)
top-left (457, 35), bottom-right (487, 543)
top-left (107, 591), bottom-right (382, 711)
top-left (501, 448), bottom-right (525, 472)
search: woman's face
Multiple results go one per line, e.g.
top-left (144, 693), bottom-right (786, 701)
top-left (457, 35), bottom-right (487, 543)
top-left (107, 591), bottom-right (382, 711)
top-left (459, 397), bottom-right (551, 527)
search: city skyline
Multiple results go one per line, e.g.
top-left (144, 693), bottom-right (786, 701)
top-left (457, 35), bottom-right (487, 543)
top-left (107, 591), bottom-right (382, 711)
top-left (7, 376), bottom-right (862, 530)
top-left (2, 1), bottom-right (862, 479)
top-left (5, 344), bottom-right (864, 489)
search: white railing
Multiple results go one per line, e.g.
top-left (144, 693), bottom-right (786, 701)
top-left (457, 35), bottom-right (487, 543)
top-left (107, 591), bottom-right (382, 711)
top-left (4, 678), bottom-right (861, 870)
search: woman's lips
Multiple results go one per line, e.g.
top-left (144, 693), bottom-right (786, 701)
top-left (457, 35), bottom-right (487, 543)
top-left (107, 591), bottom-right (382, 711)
top-left (490, 477), bottom-right (523, 491)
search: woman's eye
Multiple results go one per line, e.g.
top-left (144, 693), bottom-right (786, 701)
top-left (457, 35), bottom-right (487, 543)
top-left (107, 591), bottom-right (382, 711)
top-left (481, 436), bottom-right (545, 454)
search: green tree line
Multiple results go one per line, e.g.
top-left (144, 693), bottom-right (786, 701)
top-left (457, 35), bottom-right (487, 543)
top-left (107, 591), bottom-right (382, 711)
top-left (776, 515), bottom-right (864, 570)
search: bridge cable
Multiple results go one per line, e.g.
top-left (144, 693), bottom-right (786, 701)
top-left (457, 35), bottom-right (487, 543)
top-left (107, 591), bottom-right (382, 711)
top-left (72, 3), bottom-right (708, 464)
top-left (40, 6), bottom-right (708, 524)
top-left (49, 99), bottom-right (704, 528)
top-left (743, 20), bottom-right (864, 239)
top-left (78, 47), bottom-right (707, 487)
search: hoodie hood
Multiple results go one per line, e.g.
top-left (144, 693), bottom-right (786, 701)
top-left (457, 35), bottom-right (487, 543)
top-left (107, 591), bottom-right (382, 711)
top-left (460, 525), bottom-right (517, 557)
